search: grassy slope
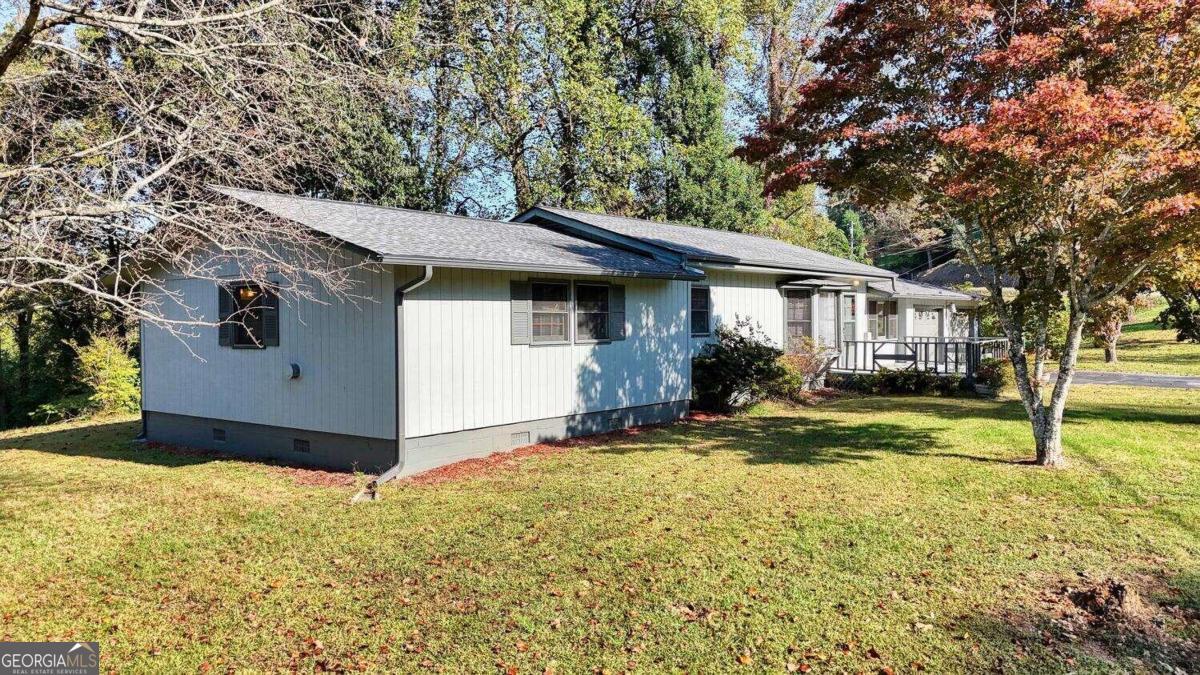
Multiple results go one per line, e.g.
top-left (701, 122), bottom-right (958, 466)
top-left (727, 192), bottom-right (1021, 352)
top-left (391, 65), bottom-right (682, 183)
top-left (1077, 301), bottom-right (1200, 376)
top-left (1, 389), bottom-right (1197, 673)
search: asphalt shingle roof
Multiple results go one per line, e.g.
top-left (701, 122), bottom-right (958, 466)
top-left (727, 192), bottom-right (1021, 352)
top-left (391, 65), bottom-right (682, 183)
top-left (869, 278), bottom-right (976, 301)
top-left (916, 258), bottom-right (1017, 289)
top-left (527, 206), bottom-right (896, 279)
top-left (215, 188), bottom-right (701, 280)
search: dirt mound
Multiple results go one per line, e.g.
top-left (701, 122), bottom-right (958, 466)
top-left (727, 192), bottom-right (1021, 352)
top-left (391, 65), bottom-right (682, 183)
top-left (1034, 573), bottom-right (1200, 671)
top-left (1066, 579), bottom-right (1149, 622)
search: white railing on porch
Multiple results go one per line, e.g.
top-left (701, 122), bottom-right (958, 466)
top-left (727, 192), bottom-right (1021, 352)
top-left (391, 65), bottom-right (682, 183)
top-left (834, 337), bottom-right (1009, 378)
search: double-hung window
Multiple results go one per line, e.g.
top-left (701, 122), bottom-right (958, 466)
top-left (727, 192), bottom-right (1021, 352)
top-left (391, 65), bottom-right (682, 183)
top-left (575, 283), bottom-right (610, 342)
top-left (531, 281), bottom-right (570, 343)
top-left (511, 280), bottom-right (627, 345)
top-left (785, 290), bottom-right (813, 351)
top-left (868, 299), bottom-right (898, 339)
top-left (690, 286), bottom-right (711, 336)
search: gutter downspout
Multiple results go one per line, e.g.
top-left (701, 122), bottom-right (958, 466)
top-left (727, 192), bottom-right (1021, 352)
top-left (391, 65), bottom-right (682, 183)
top-left (352, 265), bottom-right (433, 503)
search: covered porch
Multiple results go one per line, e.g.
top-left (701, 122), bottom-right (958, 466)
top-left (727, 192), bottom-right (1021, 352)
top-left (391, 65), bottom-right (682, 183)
top-left (833, 336), bottom-right (1010, 378)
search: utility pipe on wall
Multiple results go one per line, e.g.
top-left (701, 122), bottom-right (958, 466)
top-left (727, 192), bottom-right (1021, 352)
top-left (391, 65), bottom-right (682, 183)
top-left (352, 265), bottom-right (433, 502)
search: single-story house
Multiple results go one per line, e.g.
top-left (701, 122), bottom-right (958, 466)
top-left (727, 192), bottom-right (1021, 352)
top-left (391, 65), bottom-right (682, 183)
top-left (141, 188), bottom-right (980, 479)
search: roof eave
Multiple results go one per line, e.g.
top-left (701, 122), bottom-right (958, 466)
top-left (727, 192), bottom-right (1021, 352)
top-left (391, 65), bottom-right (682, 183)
top-left (700, 259), bottom-right (897, 280)
top-left (377, 255), bottom-right (705, 281)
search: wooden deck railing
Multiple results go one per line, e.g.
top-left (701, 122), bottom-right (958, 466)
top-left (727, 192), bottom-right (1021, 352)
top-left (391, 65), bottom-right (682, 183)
top-left (834, 337), bottom-right (1009, 378)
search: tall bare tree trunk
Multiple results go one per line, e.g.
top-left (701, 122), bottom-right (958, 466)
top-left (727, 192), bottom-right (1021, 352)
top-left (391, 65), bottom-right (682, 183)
top-left (15, 307), bottom-right (31, 402)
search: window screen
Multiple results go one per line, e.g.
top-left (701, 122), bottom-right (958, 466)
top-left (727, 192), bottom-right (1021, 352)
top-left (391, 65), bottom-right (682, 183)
top-left (575, 284), bottom-right (610, 341)
top-left (690, 286), bottom-right (711, 336)
top-left (531, 282), bottom-right (570, 343)
top-left (786, 290), bottom-right (813, 350)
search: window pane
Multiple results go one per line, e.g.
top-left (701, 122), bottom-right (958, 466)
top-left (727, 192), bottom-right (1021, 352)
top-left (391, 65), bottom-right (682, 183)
top-left (577, 312), bottom-right (609, 340)
top-left (232, 284), bottom-right (265, 347)
top-left (576, 285), bottom-right (609, 313)
top-left (532, 283), bottom-right (569, 312)
top-left (787, 320), bottom-right (812, 339)
top-left (690, 287), bottom-right (710, 335)
top-left (532, 312), bottom-right (567, 341)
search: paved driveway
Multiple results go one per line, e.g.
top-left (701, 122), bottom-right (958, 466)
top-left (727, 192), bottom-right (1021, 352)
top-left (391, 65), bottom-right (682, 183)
top-left (1068, 370), bottom-right (1200, 390)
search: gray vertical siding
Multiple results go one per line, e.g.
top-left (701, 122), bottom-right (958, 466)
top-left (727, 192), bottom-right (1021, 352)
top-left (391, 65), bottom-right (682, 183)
top-left (142, 253), bottom-right (398, 440)
top-left (692, 269), bottom-right (787, 355)
top-left (695, 268), bottom-right (872, 354)
top-left (402, 268), bottom-right (691, 439)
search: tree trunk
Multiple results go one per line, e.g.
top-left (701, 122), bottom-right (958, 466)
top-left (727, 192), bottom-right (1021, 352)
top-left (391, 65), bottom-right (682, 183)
top-left (1104, 342), bottom-right (1117, 363)
top-left (1034, 307), bottom-right (1087, 468)
top-left (1032, 410), bottom-right (1066, 467)
top-left (15, 307), bottom-right (31, 401)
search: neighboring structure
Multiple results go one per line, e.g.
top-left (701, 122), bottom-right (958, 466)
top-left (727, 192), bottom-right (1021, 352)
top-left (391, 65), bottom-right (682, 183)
top-left (141, 189), bottom-right (983, 478)
top-left (916, 258), bottom-right (1017, 291)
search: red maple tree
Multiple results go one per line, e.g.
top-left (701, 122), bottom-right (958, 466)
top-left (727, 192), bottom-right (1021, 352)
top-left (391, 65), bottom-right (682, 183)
top-left (744, 0), bottom-right (1200, 465)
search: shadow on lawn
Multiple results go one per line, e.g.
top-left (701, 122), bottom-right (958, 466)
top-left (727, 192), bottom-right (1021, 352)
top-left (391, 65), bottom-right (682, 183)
top-left (596, 391), bottom-right (1200, 469)
top-left (594, 415), bottom-right (953, 466)
top-left (1122, 319), bottom-right (1164, 334)
top-left (832, 396), bottom-right (1200, 427)
top-left (0, 419), bottom-right (219, 468)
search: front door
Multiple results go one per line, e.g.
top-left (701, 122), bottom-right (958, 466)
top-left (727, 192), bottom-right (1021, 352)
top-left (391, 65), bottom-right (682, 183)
top-left (913, 306), bottom-right (943, 337)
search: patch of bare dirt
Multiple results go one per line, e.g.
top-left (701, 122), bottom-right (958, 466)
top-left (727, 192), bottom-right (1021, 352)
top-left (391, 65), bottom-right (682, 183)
top-left (1031, 573), bottom-right (1199, 672)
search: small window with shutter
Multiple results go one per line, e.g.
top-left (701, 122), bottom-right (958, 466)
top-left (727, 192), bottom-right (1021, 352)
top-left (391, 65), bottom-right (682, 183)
top-left (690, 286), bottom-right (711, 336)
top-left (218, 282), bottom-right (279, 349)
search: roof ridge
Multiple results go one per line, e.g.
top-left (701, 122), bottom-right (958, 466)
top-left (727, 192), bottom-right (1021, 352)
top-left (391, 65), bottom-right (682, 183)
top-left (213, 185), bottom-right (537, 228)
top-left (540, 204), bottom-right (726, 234)
top-left (537, 204), bottom-right (896, 276)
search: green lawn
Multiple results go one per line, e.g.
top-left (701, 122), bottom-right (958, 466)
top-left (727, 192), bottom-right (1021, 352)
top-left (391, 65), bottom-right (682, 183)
top-left (1, 388), bottom-right (1198, 673)
top-left (1077, 301), bottom-right (1200, 376)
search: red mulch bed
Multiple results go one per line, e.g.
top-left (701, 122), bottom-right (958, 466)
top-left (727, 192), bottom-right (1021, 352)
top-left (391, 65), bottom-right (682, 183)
top-left (139, 394), bottom-right (839, 490)
top-left (400, 412), bottom-right (726, 487)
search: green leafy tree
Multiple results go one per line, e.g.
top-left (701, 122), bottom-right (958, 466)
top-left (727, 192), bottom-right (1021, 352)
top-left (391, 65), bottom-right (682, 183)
top-left (756, 187), bottom-right (850, 255)
top-left (826, 203), bottom-right (868, 261)
top-left (654, 49), bottom-right (766, 230)
top-left (75, 336), bottom-right (140, 415)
